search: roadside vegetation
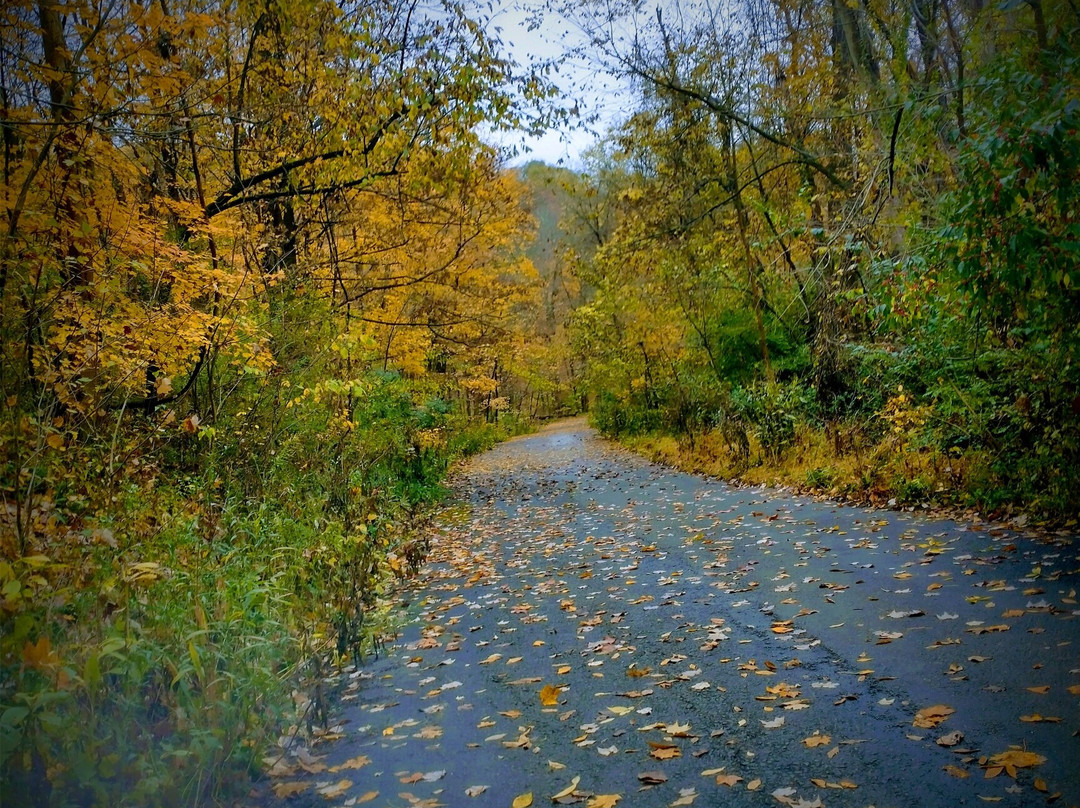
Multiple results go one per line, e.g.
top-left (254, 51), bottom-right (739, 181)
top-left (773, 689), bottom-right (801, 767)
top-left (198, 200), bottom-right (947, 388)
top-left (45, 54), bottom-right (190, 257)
top-left (525, 0), bottom-right (1080, 523)
top-left (0, 1), bottom-right (545, 803)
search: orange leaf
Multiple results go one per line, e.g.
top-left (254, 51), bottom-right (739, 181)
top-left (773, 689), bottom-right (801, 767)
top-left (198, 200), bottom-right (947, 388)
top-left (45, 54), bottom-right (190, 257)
top-left (913, 704), bottom-right (954, 728)
top-left (272, 782), bottom-right (309, 799)
top-left (587, 796), bottom-right (620, 808)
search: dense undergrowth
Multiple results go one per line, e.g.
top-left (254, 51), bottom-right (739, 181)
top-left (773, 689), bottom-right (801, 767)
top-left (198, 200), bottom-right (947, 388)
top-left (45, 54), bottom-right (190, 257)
top-left (1, 371), bottom-right (527, 806)
top-left (0, 1), bottom-right (553, 802)
top-left (553, 5), bottom-right (1080, 522)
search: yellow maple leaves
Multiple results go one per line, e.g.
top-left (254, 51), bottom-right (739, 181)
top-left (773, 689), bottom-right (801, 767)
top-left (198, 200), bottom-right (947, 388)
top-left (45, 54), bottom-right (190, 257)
top-left (983, 749), bottom-right (1046, 779)
top-left (539, 683), bottom-right (563, 706)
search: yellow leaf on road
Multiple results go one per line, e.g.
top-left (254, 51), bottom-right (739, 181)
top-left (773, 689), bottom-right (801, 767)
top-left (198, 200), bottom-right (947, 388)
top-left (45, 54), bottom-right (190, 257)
top-left (272, 782), bottom-right (309, 799)
top-left (587, 796), bottom-right (620, 808)
top-left (513, 793), bottom-right (533, 808)
top-left (552, 776), bottom-right (581, 800)
top-left (913, 704), bottom-right (954, 728)
top-left (540, 684), bottom-right (562, 706)
top-left (329, 755), bottom-right (371, 772)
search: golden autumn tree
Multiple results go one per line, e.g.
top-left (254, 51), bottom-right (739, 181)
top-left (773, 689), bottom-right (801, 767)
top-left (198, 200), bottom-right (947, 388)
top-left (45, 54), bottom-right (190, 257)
top-left (0, 0), bottom-right (551, 802)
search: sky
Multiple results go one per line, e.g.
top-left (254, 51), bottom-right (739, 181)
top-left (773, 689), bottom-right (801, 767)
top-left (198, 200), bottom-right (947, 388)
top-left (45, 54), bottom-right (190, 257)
top-left (482, 1), bottom-right (633, 168)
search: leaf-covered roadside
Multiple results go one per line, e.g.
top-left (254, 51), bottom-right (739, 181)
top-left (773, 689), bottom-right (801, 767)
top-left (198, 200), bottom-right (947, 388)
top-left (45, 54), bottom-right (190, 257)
top-left (257, 422), bottom-right (1080, 808)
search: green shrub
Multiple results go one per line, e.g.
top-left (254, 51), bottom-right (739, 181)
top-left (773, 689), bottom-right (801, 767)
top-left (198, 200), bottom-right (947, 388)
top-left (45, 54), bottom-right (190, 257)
top-left (732, 381), bottom-right (817, 459)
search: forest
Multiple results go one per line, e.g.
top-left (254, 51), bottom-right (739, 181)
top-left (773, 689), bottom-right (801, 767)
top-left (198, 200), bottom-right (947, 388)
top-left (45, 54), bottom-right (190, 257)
top-left (1, 0), bottom-right (1077, 804)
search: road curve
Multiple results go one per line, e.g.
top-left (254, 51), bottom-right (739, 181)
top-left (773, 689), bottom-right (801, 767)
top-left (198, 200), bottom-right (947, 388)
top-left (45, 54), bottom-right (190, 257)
top-left (260, 419), bottom-right (1080, 808)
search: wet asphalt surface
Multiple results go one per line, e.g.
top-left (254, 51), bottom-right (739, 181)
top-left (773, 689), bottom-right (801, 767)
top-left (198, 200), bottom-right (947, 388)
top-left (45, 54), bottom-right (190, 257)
top-left (259, 420), bottom-right (1080, 808)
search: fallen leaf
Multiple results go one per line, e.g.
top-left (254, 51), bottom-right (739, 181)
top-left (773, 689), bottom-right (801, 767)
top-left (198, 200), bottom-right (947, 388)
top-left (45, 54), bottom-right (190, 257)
top-left (638, 771), bottom-right (668, 785)
top-left (465, 786), bottom-right (488, 797)
top-left (272, 782), bottom-right (309, 799)
top-left (1019, 714), bottom-right (1060, 723)
top-left (552, 776), bottom-right (581, 800)
top-left (771, 786), bottom-right (797, 804)
top-left (715, 774), bottom-right (743, 787)
top-left (913, 704), bottom-right (955, 728)
top-left (747, 779), bottom-right (762, 791)
top-left (984, 749), bottom-right (1046, 779)
top-left (540, 684), bottom-right (562, 706)
top-left (513, 793), bottom-right (534, 808)
top-left (937, 731), bottom-right (964, 747)
top-left (329, 755), bottom-right (371, 772)
top-left (670, 787), bottom-right (697, 806)
top-left (587, 797), bottom-right (620, 808)
top-left (1025, 685), bottom-right (1050, 694)
top-left (650, 743), bottom-right (681, 760)
top-left (316, 780), bottom-right (352, 799)
top-left (803, 734), bottom-right (831, 748)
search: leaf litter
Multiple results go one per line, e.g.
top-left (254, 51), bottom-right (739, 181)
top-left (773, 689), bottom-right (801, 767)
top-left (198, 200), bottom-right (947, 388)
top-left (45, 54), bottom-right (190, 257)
top-left (259, 422), bottom-right (1080, 806)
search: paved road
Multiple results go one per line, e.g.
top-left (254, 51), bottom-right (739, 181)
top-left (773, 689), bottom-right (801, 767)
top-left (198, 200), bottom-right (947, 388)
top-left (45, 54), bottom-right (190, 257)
top-left (261, 420), bottom-right (1080, 808)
